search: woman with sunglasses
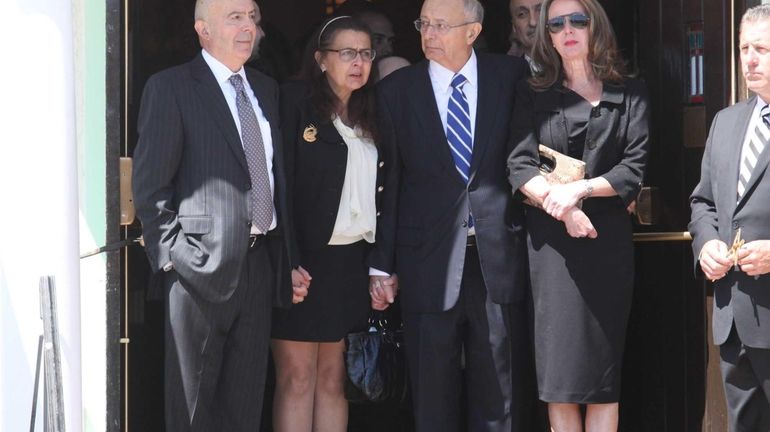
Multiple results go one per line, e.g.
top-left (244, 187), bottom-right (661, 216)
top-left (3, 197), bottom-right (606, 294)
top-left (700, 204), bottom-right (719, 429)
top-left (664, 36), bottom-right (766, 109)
top-left (507, 0), bottom-right (649, 430)
top-left (271, 16), bottom-right (393, 432)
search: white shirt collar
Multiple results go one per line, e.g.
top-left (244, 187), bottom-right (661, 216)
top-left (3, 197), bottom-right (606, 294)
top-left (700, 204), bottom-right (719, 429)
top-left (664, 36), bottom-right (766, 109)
top-left (428, 50), bottom-right (478, 93)
top-left (757, 95), bottom-right (769, 113)
top-left (201, 49), bottom-right (247, 86)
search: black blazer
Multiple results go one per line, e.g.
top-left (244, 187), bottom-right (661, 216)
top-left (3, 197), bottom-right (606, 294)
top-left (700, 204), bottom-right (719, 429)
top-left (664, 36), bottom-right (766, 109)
top-left (507, 79), bottom-right (649, 209)
top-left (280, 80), bottom-right (384, 265)
top-left (690, 96), bottom-right (770, 349)
top-left (370, 53), bottom-right (530, 314)
top-left (133, 53), bottom-right (292, 305)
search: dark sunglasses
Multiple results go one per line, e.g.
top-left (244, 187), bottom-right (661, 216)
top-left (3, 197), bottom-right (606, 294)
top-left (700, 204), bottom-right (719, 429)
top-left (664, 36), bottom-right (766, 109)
top-left (546, 12), bottom-right (590, 33)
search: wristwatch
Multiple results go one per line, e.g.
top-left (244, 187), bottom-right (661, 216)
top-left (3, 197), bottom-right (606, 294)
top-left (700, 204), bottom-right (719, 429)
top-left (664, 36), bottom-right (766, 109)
top-left (583, 179), bottom-right (593, 199)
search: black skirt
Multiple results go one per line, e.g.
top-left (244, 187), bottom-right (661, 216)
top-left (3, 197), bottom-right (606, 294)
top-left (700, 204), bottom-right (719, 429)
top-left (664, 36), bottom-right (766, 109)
top-left (271, 240), bottom-right (371, 342)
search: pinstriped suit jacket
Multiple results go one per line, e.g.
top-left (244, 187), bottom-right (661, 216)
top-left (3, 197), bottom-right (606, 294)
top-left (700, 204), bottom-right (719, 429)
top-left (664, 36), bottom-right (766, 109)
top-left (133, 53), bottom-right (291, 304)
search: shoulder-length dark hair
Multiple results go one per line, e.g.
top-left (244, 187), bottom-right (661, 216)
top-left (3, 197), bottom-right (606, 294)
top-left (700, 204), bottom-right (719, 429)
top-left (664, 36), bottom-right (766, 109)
top-left (298, 16), bottom-right (378, 142)
top-left (530, 0), bottom-right (626, 90)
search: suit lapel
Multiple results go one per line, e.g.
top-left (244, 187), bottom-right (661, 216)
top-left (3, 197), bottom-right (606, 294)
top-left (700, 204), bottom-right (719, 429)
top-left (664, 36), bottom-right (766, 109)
top-left (190, 54), bottom-right (250, 174)
top-left (726, 98), bottom-right (756, 213)
top-left (469, 55), bottom-right (498, 181)
top-left (739, 99), bottom-right (770, 207)
top-left (408, 61), bottom-right (459, 177)
top-left (246, 68), bottom-right (278, 128)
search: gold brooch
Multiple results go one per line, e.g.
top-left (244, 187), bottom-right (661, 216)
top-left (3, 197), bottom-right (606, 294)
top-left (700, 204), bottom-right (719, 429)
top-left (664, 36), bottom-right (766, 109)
top-left (303, 124), bottom-right (317, 142)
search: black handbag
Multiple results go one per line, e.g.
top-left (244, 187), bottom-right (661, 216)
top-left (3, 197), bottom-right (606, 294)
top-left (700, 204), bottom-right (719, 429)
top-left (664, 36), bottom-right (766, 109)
top-left (344, 310), bottom-right (408, 404)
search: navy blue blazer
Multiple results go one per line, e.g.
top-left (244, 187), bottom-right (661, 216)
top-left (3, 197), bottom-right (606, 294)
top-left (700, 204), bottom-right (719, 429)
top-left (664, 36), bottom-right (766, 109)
top-left (280, 80), bottom-right (385, 266)
top-left (370, 53), bottom-right (530, 313)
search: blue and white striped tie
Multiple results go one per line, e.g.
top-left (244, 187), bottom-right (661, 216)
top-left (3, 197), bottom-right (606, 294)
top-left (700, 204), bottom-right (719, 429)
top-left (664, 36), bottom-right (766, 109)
top-left (447, 74), bottom-right (473, 183)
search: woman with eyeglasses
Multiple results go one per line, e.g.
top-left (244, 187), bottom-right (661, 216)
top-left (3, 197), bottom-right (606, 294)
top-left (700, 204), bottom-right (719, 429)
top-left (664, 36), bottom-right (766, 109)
top-left (507, 0), bottom-right (649, 430)
top-left (271, 16), bottom-right (393, 432)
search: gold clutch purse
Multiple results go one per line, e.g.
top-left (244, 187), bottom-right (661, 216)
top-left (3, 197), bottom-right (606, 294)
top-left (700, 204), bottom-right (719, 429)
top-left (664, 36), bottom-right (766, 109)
top-left (523, 145), bottom-right (586, 207)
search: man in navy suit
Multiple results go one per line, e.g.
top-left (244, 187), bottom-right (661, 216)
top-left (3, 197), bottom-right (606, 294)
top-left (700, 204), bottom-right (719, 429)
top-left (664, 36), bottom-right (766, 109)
top-left (133, 0), bottom-right (300, 430)
top-left (690, 5), bottom-right (770, 431)
top-left (368, 0), bottom-right (536, 429)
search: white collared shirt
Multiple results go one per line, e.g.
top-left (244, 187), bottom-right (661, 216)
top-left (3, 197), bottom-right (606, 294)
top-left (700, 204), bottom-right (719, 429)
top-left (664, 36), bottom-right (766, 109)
top-left (201, 49), bottom-right (277, 232)
top-left (428, 50), bottom-right (479, 141)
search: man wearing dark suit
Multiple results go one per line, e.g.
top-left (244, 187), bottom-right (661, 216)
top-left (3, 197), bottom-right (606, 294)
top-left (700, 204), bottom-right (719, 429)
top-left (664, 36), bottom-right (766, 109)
top-left (690, 5), bottom-right (770, 431)
top-left (368, 0), bottom-right (535, 430)
top-left (132, 0), bottom-right (300, 430)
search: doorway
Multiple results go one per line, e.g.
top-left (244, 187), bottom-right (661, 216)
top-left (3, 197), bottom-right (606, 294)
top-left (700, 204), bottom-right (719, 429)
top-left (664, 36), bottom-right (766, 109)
top-left (116, 0), bottom-right (737, 430)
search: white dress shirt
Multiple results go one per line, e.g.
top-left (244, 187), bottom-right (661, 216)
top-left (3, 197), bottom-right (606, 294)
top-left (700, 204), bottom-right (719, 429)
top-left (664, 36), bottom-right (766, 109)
top-left (329, 116), bottom-right (378, 245)
top-left (202, 49), bottom-right (277, 233)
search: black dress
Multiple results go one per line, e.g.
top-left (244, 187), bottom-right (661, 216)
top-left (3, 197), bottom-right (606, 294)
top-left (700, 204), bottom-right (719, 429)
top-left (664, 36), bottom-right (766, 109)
top-left (271, 81), bottom-right (380, 343)
top-left (509, 83), bottom-right (648, 404)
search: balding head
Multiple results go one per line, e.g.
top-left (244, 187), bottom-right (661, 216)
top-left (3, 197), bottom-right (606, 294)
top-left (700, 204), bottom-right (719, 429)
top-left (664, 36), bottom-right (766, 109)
top-left (419, 0), bottom-right (483, 71)
top-left (193, 0), bottom-right (263, 71)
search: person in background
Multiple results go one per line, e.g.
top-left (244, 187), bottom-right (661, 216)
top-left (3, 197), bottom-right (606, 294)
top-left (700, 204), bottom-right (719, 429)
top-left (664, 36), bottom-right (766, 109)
top-left (356, 10), bottom-right (412, 81)
top-left (247, 20), bottom-right (296, 83)
top-left (369, 0), bottom-right (536, 429)
top-left (377, 55), bottom-right (410, 80)
top-left (507, 0), bottom-right (649, 430)
top-left (132, 0), bottom-right (300, 430)
top-left (689, 5), bottom-right (770, 431)
top-left (357, 10), bottom-right (396, 59)
top-left (508, 0), bottom-right (542, 68)
top-left (270, 16), bottom-right (395, 432)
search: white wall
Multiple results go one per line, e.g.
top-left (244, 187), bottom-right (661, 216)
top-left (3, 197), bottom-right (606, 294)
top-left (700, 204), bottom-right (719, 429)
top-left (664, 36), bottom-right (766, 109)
top-left (0, 0), bottom-right (83, 431)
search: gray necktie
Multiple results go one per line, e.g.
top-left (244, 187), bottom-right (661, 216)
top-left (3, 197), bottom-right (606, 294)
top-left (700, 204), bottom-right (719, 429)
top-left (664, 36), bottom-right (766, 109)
top-left (738, 105), bottom-right (770, 199)
top-left (229, 74), bottom-right (273, 232)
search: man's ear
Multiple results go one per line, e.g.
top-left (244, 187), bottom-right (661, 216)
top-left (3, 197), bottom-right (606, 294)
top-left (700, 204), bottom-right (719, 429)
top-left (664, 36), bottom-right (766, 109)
top-left (194, 20), bottom-right (209, 39)
top-left (467, 22), bottom-right (482, 45)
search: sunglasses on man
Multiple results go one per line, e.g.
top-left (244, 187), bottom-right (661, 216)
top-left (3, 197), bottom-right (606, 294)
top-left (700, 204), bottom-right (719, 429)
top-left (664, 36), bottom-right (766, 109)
top-left (546, 12), bottom-right (590, 33)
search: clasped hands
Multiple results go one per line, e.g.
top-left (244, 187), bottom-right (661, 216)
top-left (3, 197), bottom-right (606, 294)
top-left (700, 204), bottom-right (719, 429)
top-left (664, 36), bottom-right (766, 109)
top-left (699, 238), bottom-right (770, 281)
top-left (542, 182), bottom-right (597, 239)
top-left (290, 268), bottom-right (400, 307)
top-left (369, 275), bottom-right (399, 311)
top-left (291, 266), bottom-right (312, 304)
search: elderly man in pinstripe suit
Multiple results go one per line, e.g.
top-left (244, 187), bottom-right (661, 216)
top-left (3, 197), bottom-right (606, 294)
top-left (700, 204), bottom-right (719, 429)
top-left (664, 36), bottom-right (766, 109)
top-left (132, 0), bottom-right (304, 430)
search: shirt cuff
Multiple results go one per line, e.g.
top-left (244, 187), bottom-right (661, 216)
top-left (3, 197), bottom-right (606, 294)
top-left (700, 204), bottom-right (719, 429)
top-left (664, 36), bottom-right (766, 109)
top-left (368, 267), bottom-right (390, 277)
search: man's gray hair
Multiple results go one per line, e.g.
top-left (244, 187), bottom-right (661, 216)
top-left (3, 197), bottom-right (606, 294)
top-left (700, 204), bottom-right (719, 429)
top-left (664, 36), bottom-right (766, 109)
top-left (742, 4), bottom-right (770, 26)
top-left (194, 0), bottom-right (259, 21)
top-left (194, 0), bottom-right (209, 20)
top-left (464, 0), bottom-right (484, 23)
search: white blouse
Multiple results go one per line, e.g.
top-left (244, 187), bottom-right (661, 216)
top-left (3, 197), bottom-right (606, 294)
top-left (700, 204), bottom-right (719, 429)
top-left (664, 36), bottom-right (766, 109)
top-left (328, 116), bottom-right (379, 245)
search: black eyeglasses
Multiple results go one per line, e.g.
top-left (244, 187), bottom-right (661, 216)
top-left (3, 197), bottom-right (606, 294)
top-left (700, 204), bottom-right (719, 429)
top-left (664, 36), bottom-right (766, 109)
top-left (322, 48), bottom-right (376, 62)
top-left (546, 12), bottom-right (590, 33)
